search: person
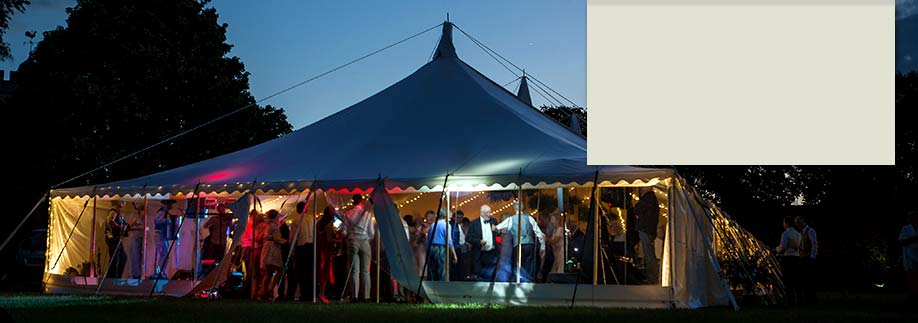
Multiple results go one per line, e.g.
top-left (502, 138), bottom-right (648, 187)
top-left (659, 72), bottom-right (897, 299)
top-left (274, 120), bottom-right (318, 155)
top-left (287, 201), bottom-right (315, 301)
top-left (449, 210), bottom-right (465, 281)
top-left (776, 216), bottom-right (802, 305)
top-left (104, 200), bottom-right (126, 278)
top-left (459, 216), bottom-right (472, 280)
top-left (152, 199), bottom-right (180, 279)
top-left (120, 202), bottom-right (144, 279)
top-left (795, 216), bottom-right (818, 304)
top-left (342, 194), bottom-right (374, 302)
top-left (427, 207), bottom-right (457, 281)
top-left (257, 210), bottom-right (286, 301)
top-left (201, 203), bottom-right (235, 262)
top-left (496, 201), bottom-right (546, 283)
top-left (278, 213), bottom-right (292, 300)
top-left (466, 204), bottom-right (498, 281)
top-left (633, 189), bottom-right (660, 284)
top-left (549, 211), bottom-right (566, 274)
top-left (412, 211), bottom-right (433, 278)
top-left (240, 209), bottom-right (262, 299)
top-left (317, 206), bottom-right (340, 304)
top-left (566, 220), bottom-right (585, 272)
top-left (899, 211), bottom-right (918, 304)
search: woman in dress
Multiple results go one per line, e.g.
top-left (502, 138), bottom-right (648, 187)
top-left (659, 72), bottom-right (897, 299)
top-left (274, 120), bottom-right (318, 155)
top-left (257, 209), bottom-right (286, 301)
top-left (549, 212), bottom-right (566, 274)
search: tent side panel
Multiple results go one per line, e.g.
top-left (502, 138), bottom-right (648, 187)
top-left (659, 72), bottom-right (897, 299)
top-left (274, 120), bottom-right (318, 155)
top-left (669, 181), bottom-right (731, 308)
top-left (46, 197), bottom-right (96, 279)
top-left (371, 182), bottom-right (422, 291)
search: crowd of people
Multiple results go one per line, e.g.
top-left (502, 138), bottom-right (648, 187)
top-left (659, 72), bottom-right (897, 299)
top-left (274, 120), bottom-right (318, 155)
top-left (407, 202), bottom-right (549, 283)
top-left (402, 199), bottom-right (657, 285)
top-left (99, 188), bottom-right (669, 302)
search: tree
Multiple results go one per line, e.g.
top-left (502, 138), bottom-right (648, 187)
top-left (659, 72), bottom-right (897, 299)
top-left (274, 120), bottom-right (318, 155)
top-left (540, 105), bottom-right (586, 136)
top-left (10, 0), bottom-right (293, 194)
top-left (536, 73), bottom-right (918, 215)
top-left (0, 0), bottom-right (29, 61)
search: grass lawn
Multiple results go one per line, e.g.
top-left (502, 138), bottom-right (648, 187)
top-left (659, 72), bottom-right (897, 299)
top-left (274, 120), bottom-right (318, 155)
top-left (1, 292), bottom-right (915, 323)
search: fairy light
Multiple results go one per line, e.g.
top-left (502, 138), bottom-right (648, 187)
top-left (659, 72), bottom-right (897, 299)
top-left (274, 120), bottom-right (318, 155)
top-left (398, 193), bottom-right (424, 208)
top-left (493, 198), bottom-right (517, 214)
top-left (453, 191), bottom-right (485, 210)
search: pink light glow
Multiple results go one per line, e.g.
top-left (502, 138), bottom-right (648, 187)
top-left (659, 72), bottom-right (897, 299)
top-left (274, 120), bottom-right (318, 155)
top-left (201, 170), bottom-right (235, 182)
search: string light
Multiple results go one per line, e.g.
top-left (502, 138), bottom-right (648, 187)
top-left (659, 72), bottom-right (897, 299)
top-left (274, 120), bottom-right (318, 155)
top-left (493, 198), bottom-right (517, 214)
top-left (452, 191), bottom-right (485, 210)
top-left (397, 193), bottom-right (424, 208)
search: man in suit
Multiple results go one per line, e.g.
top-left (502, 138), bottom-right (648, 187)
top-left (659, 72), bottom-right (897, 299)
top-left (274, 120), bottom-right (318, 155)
top-left (466, 204), bottom-right (498, 281)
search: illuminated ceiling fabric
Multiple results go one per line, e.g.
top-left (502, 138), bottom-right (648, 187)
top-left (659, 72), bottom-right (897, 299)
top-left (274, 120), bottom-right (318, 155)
top-left (51, 22), bottom-right (670, 197)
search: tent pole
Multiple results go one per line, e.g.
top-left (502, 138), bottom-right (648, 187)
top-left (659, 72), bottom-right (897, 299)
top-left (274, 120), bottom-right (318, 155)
top-left (248, 180), bottom-right (258, 300)
top-left (516, 177), bottom-right (522, 284)
top-left (149, 182), bottom-right (201, 296)
top-left (667, 182), bottom-right (677, 308)
top-left (376, 216), bottom-right (381, 303)
top-left (448, 189), bottom-right (453, 282)
top-left (90, 195), bottom-right (97, 278)
top-left (193, 194), bottom-right (202, 284)
top-left (569, 171), bottom-right (599, 309)
top-left (313, 188), bottom-right (320, 303)
top-left (593, 189), bottom-right (599, 286)
top-left (415, 173), bottom-right (449, 299)
top-left (557, 187), bottom-right (566, 273)
top-left (142, 189), bottom-right (150, 281)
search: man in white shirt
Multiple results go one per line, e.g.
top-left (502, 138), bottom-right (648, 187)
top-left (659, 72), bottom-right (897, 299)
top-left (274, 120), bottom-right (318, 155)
top-left (496, 201), bottom-right (545, 282)
top-left (776, 216), bottom-right (802, 305)
top-left (777, 216), bottom-right (802, 256)
top-left (900, 211), bottom-right (918, 303)
top-left (343, 194), bottom-right (374, 302)
top-left (466, 204), bottom-right (498, 281)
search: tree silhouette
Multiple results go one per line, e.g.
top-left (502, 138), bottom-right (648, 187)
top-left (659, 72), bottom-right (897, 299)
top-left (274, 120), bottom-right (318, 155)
top-left (0, 0), bottom-right (29, 61)
top-left (540, 105), bottom-right (586, 136)
top-left (535, 74), bottom-right (917, 215)
top-left (9, 0), bottom-right (293, 194)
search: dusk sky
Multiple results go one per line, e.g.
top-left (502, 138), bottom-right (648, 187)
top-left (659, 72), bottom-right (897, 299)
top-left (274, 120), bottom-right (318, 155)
top-left (5, 1), bottom-right (915, 129)
top-left (4, 0), bottom-right (586, 129)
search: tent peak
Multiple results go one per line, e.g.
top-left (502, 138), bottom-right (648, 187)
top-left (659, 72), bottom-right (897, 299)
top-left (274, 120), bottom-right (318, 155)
top-left (517, 74), bottom-right (533, 106)
top-left (433, 21), bottom-right (457, 60)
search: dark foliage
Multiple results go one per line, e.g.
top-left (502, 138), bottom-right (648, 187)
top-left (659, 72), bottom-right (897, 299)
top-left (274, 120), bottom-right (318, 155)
top-left (0, 0), bottom-right (29, 60)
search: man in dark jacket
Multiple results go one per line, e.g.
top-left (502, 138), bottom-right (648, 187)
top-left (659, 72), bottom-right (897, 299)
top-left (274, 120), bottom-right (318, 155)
top-left (466, 204), bottom-right (498, 281)
top-left (633, 189), bottom-right (660, 284)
